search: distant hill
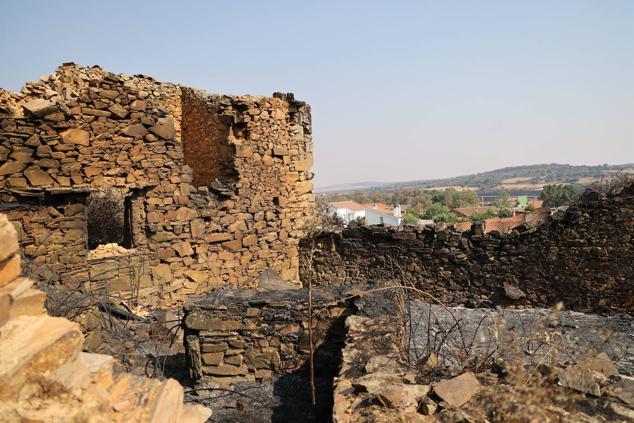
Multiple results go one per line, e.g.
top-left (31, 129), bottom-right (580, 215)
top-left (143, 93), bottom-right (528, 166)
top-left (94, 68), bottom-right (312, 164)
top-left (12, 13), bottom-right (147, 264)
top-left (317, 163), bottom-right (634, 194)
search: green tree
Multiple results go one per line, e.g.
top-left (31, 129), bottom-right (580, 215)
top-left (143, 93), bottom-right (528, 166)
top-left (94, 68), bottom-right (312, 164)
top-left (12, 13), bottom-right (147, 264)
top-left (434, 212), bottom-right (457, 223)
top-left (469, 208), bottom-right (497, 222)
top-left (498, 208), bottom-right (513, 218)
top-left (402, 208), bottom-right (421, 225)
top-left (540, 184), bottom-right (579, 207)
top-left (422, 203), bottom-right (457, 223)
top-left (493, 189), bottom-right (510, 208)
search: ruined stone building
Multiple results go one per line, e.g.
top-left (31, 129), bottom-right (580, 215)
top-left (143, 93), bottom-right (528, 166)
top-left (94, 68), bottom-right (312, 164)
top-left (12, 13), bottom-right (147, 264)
top-left (0, 63), bottom-right (314, 306)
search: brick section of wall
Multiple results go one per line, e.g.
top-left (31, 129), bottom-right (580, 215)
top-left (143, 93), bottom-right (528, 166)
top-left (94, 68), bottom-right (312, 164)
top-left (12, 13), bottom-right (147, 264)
top-left (0, 63), bottom-right (314, 306)
top-left (453, 211), bottom-right (547, 233)
top-left (301, 182), bottom-right (634, 313)
top-left (181, 90), bottom-right (236, 187)
top-left (182, 287), bottom-right (353, 382)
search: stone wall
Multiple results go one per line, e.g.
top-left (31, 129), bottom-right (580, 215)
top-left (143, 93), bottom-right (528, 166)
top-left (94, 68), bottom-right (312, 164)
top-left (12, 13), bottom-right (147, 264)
top-left (182, 286), bottom-right (354, 382)
top-left (0, 63), bottom-right (314, 306)
top-left (301, 181), bottom-right (634, 313)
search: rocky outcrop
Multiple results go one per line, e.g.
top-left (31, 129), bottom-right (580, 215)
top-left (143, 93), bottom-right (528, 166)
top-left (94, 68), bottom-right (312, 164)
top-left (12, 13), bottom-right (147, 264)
top-left (302, 180), bottom-right (634, 313)
top-left (0, 63), bottom-right (314, 307)
top-left (0, 213), bottom-right (211, 422)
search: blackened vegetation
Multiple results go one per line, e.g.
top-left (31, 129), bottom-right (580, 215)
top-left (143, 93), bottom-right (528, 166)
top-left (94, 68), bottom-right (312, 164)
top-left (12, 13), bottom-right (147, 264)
top-left (87, 186), bottom-right (131, 249)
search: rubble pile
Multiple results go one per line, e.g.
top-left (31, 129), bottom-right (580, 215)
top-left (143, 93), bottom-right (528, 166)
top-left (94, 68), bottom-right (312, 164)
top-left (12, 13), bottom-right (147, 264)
top-left (332, 314), bottom-right (634, 422)
top-left (0, 213), bottom-right (211, 422)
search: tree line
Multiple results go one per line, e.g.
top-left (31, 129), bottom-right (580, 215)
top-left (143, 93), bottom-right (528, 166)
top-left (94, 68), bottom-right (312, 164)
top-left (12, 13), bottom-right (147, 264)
top-left (319, 184), bottom-right (580, 224)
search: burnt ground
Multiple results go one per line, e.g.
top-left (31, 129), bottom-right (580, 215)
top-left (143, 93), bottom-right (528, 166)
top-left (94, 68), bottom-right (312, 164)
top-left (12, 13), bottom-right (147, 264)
top-left (405, 303), bottom-right (634, 376)
top-left (184, 301), bottom-right (633, 422)
top-left (186, 371), bottom-right (335, 423)
top-left (70, 292), bottom-right (633, 422)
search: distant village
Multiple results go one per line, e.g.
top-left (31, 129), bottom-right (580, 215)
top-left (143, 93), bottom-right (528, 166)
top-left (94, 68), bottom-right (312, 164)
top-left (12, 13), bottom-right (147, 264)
top-left (326, 193), bottom-right (548, 234)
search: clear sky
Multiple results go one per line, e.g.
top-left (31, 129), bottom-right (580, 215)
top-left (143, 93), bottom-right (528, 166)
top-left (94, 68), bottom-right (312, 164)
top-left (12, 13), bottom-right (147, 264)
top-left (1, 1), bottom-right (632, 188)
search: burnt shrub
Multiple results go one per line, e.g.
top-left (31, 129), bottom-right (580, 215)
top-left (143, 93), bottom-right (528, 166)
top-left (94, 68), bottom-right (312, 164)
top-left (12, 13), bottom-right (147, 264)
top-left (87, 186), bottom-right (127, 249)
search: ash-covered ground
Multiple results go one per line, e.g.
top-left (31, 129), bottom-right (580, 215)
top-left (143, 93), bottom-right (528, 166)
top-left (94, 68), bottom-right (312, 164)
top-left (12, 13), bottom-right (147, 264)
top-left (404, 303), bottom-right (634, 375)
top-left (181, 293), bottom-right (633, 422)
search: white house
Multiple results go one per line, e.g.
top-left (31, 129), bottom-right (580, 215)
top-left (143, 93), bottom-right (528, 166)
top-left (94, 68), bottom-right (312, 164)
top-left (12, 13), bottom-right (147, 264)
top-left (363, 203), bottom-right (402, 225)
top-left (327, 201), bottom-right (403, 226)
top-left (328, 201), bottom-right (366, 225)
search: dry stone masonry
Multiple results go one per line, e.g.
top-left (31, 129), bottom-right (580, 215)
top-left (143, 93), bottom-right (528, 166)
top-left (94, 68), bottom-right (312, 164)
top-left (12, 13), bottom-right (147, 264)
top-left (0, 213), bottom-right (211, 422)
top-left (183, 284), bottom-right (355, 383)
top-left (302, 180), bottom-right (634, 313)
top-left (0, 63), bottom-right (314, 307)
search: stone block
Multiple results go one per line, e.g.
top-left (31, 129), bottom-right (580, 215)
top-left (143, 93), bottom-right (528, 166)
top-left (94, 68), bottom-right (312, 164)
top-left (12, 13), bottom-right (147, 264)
top-left (0, 254), bottom-right (21, 287)
top-left (174, 241), bottom-right (194, 257)
top-left (0, 161), bottom-right (26, 176)
top-left (148, 379), bottom-right (185, 423)
top-left (222, 240), bottom-right (242, 251)
top-left (121, 124), bottom-right (147, 138)
top-left (224, 354), bottom-right (243, 366)
top-left (185, 270), bottom-right (207, 284)
top-left (203, 232), bottom-right (232, 246)
top-left (60, 129), bottom-right (90, 146)
top-left (24, 166), bottom-right (54, 186)
top-left (130, 100), bottom-right (146, 111)
top-left (0, 215), bottom-right (19, 262)
top-left (0, 278), bottom-right (46, 318)
top-left (190, 219), bottom-right (206, 239)
top-left (244, 348), bottom-right (281, 370)
top-left (108, 103), bottom-right (128, 118)
top-left (48, 359), bottom-right (91, 395)
top-left (89, 260), bottom-right (119, 281)
top-left (203, 364), bottom-right (247, 377)
top-left (202, 342), bottom-right (228, 353)
top-left (176, 207), bottom-right (198, 222)
top-left (242, 234), bottom-right (257, 247)
top-left (22, 99), bottom-right (57, 117)
top-left (432, 372), bottom-right (481, 407)
top-left (152, 263), bottom-right (174, 284)
top-left (185, 313), bottom-right (246, 331)
top-left (0, 315), bottom-right (83, 400)
top-left (149, 117), bottom-right (176, 139)
top-left (202, 352), bottom-right (224, 366)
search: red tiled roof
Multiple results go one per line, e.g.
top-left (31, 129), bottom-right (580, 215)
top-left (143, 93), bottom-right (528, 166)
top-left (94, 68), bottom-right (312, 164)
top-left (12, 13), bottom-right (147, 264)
top-left (454, 211), bottom-right (549, 233)
top-left (329, 201), bottom-right (365, 212)
top-left (529, 199), bottom-right (544, 208)
top-left (362, 203), bottom-right (395, 214)
top-left (453, 206), bottom-right (499, 218)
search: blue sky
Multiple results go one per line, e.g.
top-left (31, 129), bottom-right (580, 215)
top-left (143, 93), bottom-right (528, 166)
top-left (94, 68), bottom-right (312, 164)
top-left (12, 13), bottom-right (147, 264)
top-left (1, 1), bottom-right (632, 187)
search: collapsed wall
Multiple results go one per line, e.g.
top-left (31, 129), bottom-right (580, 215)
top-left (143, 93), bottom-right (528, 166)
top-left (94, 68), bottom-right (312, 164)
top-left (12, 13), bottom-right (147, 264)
top-left (301, 181), bottom-right (634, 313)
top-left (0, 63), bottom-right (314, 306)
